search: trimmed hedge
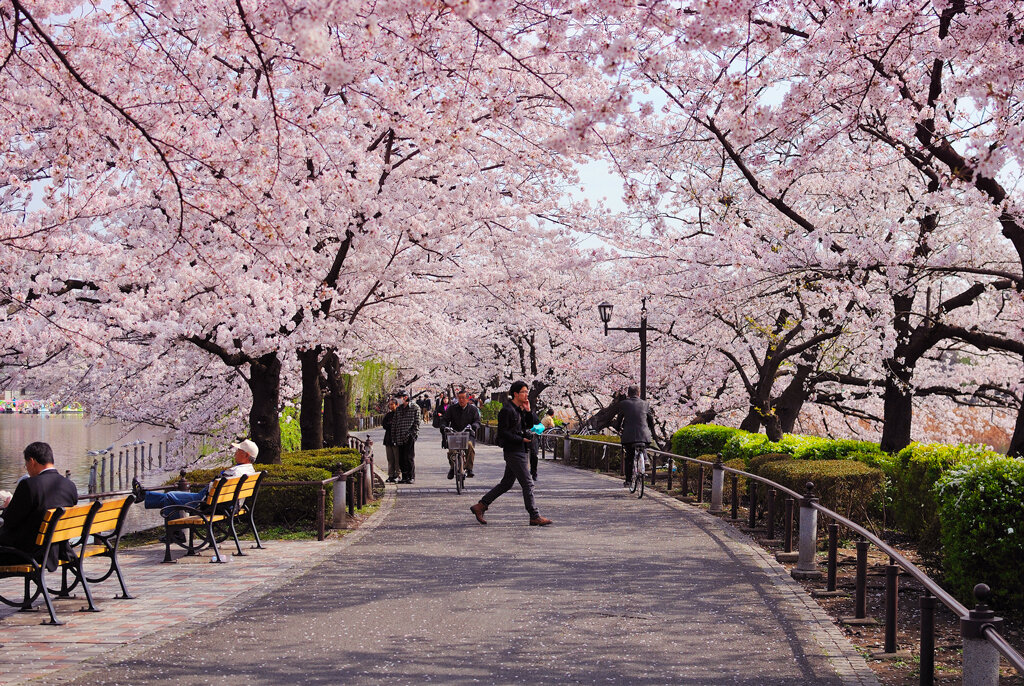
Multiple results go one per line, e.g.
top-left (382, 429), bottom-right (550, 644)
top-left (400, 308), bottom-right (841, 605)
top-left (282, 447), bottom-right (362, 474)
top-left (671, 424), bottom-right (743, 458)
top-left (936, 457), bottom-right (1024, 612)
top-left (758, 459), bottom-right (884, 526)
top-left (888, 443), bottom-right (1001, 552)
top-left (179, 464), bottom-right (333, 525)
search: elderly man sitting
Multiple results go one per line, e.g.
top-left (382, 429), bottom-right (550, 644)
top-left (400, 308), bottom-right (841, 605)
top-left (133, 440), bottom-right (258, 509)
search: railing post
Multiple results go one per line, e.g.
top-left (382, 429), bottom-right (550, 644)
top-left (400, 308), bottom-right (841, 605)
top-left (158, 442), bottom-right (163, 469)
top-left (827, 523), bottom-right (838, 592)
top-left (920, 591), bottom-right (936, 686)
top-left (747, 481), bottom-right (757, 528)
top-left (766, 488), bottom-right (776, 539)
top-left (855, 540), bottom-right (869, 619)
top-left (317, 487), bottom-right (326, 541)
top-left (791, 483), bottom-right (821, 579)
top-left (730, 473), bottom-right (739, 520)
top-left (177, 469), bottom-right (188, 491)
top-left (784, 497), bottom-right (795, 552)
top-left (709, 454), bottom-right (724, 513)
top-left (696, 464), bottom-right (704, 502)
top-left (333, 476), bottom-right (348, 528)
top-left (347, 476), bottom-right (355, 516)
top-left (667, 455), bottom-right (673, 491)
top-left (681, 461), bottom-right (688, 496)
top-left (960, 584), bottom-right (1003, 686)
top-left (651, 452), bottom-right (657, 485)
top-left (883, 557), bottom-right (900, 653)
top-left (88, 460), bottom-right (98, 495)
top-left (563, 437), bottom-right (571, 464)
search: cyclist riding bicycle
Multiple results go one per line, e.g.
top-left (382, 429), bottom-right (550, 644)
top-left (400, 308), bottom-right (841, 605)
top-left (613, 385), bottom-right (657, 487)
top-left (443, 390), bottom-right (482, 479)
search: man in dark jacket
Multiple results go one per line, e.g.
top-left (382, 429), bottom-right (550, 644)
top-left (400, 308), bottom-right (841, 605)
top-left (390, 391), bottom-right (420, 483)
top-left (381, 398), bottom-right (400, 483)
top-left (470, 381), bottom-right (552, 526)
top-left (442, 390), bottom-right (481, 479)
top-left (614, 385), bottom-right (657, 486)
top-left (0, 442), bottom-right (79, 571)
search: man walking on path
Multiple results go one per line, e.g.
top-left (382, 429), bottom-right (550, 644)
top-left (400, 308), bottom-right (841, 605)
top-left (391, 391), bottom-right (420, 484)
top-left (443, 389), bottom-right (481, 479)
top-left (614, 385), bottom-right (657, 486)
top-left (470, 381), bottom-right (552, 526)
top-left (381, 398), bottom-right (400, 483)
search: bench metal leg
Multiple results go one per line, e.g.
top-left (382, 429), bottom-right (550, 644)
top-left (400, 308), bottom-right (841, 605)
top-left (207, 521), bottom-right (226, 563)
top-left (36, 571), bottom-right (63, 625)
top-left (249, 513), bottom-right (264, 550)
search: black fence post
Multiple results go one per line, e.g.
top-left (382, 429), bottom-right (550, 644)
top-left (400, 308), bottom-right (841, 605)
top-left (667, 455), bottom-right (673, 491)
top-left (766, 488), bottom-right (776, 539)
top-left (696, 465), bottom-right (704, 502)
top-left (783, 497), bottom-right (795, 553)
top-left (884, 558), bottom-right (899, 653)
top-left (317, 487), bottom-right (326, 541)
top-left (747, 482), bottom-right (757, 528)
top-left (730, 474), bottom-right (739, 520)
top-left (920, 591), bottom-right (935, 686)
top-left (854, 540), bottom-right (868, 619)
top-left (827, 523), bottom-right (838, 592)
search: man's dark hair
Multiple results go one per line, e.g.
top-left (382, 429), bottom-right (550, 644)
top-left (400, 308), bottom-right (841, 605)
top-left (509, 380), bottom-right (528, 396)
top-left (627, 385), bottom-right (640, 398)
top-left (24, 441), bottom-right (55, 466)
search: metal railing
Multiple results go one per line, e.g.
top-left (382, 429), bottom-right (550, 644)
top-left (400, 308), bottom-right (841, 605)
top-left (86, 441), bottom-right (167, 495)
top-left (549, 434), bottom-right (1023, 685)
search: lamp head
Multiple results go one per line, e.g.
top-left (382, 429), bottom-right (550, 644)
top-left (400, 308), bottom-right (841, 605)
top-left (598, 301), bottom-right (613, 325)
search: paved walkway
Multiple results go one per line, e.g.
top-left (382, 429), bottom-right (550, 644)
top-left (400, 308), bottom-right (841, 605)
top-left (1, 427), bottom-right (879, 685)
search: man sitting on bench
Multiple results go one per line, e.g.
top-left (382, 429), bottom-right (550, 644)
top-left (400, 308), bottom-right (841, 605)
top-left (0, 442), bottom-right (79, 570)
top-left (133, 440), bottom-right (257, 509)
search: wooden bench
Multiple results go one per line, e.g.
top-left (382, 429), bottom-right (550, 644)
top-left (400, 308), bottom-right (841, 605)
top-left (52, 495), bottom-right (136, 602)
top-left (161, 473), bottom-right (264, 563)
top-left (0, 503), bottom-right (93, 625)
top-left (226, 470), bottom-right (266, 555)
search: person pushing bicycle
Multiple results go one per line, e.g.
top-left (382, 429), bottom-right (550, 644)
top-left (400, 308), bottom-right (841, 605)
top-left (443, 389), bottom-right (481, 479)
top-left (613, 385), bottom-right (657, 487)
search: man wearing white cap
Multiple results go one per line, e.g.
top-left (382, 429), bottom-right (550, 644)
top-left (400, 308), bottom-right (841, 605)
top-left (133, 439), bottom-right (258, 509)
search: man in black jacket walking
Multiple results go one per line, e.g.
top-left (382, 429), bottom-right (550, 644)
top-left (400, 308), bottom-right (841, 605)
top-left (470, 381), bottom-right (552, 526)
top-left (390, 391), bottom-right (420, 483)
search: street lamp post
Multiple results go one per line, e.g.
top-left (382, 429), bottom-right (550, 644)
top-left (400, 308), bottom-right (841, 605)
top-left (598, 297), bottom-right (648, 400)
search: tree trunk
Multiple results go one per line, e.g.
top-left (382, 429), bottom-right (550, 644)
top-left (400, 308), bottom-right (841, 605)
top-left (323, 350), bottom-right (349, 448)
top-left (1008, 395), bottom-right (1024, 457)
top-left (879, 365), bottom-right (914, 453)
top-left (322, 392), bottom-right (335, 447)
top-left (248, 352), bottom-right (282, 464)
top-left (777, 365), bottom-right (812, 434)
top-left (298, 348), bottom-right (323, 450)
top-left (738, 407), bottom-right (761, 433)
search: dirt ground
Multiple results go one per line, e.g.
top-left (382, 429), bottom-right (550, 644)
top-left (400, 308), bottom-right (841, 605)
top-left (644, 477), bottom-right (1023, 685)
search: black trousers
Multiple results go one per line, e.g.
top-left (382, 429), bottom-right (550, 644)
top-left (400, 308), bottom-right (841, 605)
top-left (397, 442), bottom-right (416, 480)
top-left (529, 442), bottom-right (538, 479)
top-left (623, 442), bottom-right (645, 481)
top-left (481, 451), bottom-right (539, 519)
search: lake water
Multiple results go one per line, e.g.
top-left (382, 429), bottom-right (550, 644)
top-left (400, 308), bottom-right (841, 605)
top-left (0, 413), bottom-right (171, 494)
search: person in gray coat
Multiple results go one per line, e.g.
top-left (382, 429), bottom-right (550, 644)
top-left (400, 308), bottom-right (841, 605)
top-left (613, 386), bottom-right (657, 486)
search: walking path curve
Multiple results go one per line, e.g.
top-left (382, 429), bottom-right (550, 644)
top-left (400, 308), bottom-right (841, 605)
top-left (2, 427), bottom-right (878, 685)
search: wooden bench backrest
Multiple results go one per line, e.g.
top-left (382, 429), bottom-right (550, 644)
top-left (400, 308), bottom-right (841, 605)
top-left (204, 476), bottom-right (243, 506)
top-left (86, 496), bottom-right (132, 536)
top-left (235, 471), bottom-right (262, 500)
top-left (35, 502), bottom-right (94, 546)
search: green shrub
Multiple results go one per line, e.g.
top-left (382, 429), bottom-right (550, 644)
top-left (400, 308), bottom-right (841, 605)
top-left (748, 453), bottom-right (792, 475)
top-left (480, 400), bottom-right (503, 423)
top-left (759, 459), bottom-right (884, 527)
top-left (671, 424), bottom-right (744, 458)
top-left (279, 405), bottom-right (302, 452)
top-left (720, 432), bottom-right (780, 463)
top-left (282, 447), bottom-right (362, 474)
top-left (936, 457), bottom-right (1024, 613)
top-left (889, 443), bottom-right (1000, 552)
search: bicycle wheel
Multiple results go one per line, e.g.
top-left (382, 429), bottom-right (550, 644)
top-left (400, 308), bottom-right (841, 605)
top-left (628, 449), bottom-right (640, 493)
top-left (635, 449), bottom-right (646, 499)
top-left (454, 450), bottom-right (464, 494)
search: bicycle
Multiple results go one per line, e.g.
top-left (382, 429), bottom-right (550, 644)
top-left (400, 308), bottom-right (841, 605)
top-left (444, 428), bottom-right (474, 495)
top-left (626, 442), bottom-right (648, 499)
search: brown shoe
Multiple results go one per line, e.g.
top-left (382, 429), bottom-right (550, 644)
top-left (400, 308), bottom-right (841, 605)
top-left (470, 502), bottom-right (488, 525)
top-left (529, 516), bottom-right (553, 526)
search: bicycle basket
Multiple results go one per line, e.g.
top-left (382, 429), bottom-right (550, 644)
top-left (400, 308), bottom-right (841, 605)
top-left (446, 432), bottom-right (470, 450)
